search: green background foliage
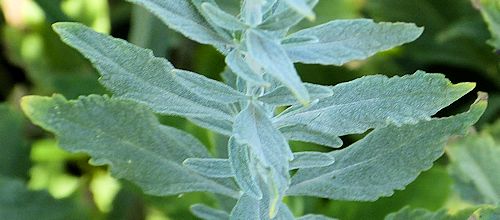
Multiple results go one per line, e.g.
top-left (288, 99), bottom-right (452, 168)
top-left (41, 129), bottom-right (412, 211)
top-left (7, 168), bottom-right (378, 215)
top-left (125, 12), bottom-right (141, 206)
top-left (0, 0), bottom-right (498, 219)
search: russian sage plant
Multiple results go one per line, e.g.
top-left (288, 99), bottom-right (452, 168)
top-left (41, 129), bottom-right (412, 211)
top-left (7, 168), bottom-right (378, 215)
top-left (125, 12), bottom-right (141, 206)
top-left (20, 1), bottom-right (487, 219)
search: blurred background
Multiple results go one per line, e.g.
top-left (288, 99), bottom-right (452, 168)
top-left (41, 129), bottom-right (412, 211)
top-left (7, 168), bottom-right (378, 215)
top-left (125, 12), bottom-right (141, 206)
top-left (0, 0), bottom-right (499, 219)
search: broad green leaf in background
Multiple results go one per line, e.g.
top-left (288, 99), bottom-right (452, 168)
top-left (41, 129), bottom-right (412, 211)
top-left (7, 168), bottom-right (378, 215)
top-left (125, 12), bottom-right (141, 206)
top-left (21, 94), bottom-right (238, 198)
top-left (384, 206), bottom-right (478, 220)
top-left (275, 72), bottom-right (476, 144)
top-left (0, 104), bottom-right (30, 179)
top-left (476, 0), bottom-right (500, 50)
top-left (125, 0), bottom-right (231, 51)
top-left (0, 177), bottom-right (87, 220)
top-left (52, 22), bottom-right (234, 124)
top-left (447, 130), bottom-right (500, 204)
top-left (287, 95), bottom-right (487, 200)
top-left (246, 29), bottom-right (310, 104)
top-left (283, 19), bottom-right (423, 65)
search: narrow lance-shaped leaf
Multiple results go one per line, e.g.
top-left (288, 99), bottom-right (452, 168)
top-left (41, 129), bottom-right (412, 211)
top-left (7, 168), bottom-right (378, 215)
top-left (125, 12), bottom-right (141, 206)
top-left (241, 0), bottom-right (265, 26)
top-left (230, 194), bottom-right (260, 220)
top-left (53, 23), bottom-right (234, 125)
top-left (191, 204), bottom-right (230, 220)
top-left (289, 152), bottom-right (335, 170)
top-left (21, 95), bottom-right (239, 198)
top-left (228, 137), bottom-right (262, 199)
top-left (280, 124), bottom-right (343, 148)
top-left (246, 29), bottom-right (310, 104)
top-left (225, 50), bottom-right (270, 87)
top-left (284, 0), bottom-right (316, 20)
top-left (447, 132), bottom-right (500, 204)
top-left (201, 2), bottom-right (247, 31)
top-left (283, 19), bottom-right (423, 65)
top-left (259, 0), bottom-right (318, 31)
top-left (275, 72), bottom-right (476, 139)
top-left (125, 0), bottom-right (230, 50)
top-left (259, 83), bottom-right (333, 106)
top-left (287, 94), bottom-right (487, 200)
top-left (183, 158), bottom-right (233, 178)
top-left (172, 69), bottom-right (247, 104)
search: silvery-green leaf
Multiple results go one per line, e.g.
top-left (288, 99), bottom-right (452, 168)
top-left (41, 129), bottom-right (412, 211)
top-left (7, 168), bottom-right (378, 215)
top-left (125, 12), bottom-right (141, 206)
top-left (225, 50), bottom-right (270, 86)
top-left (21, 95), bottom-right (239, 198)
top-left (183, 158), bottom-right (233, 178)
top-left (53, 23), bottom-right (234, 123)
top-left (275, 204), bottom-right (295, 220)
top-left (283, 19), bottom-right (424, 65)
top-left (260, 0), bottom-right (318, 31)
top-left (287, 96), bottom-right (487, 200)
top-left (281, 35), bottom-right (319, 45)
top-left (259, 83), bottom-right (332, 106)
top-left (233, 102), bottom-right (293, 168)
top-left (125, 0), bottom-right (230, 50)
top-left (280, 124), bottom-right (343, 148)
top-left (228, 137), bottom-right (262, 199)
top-left (284, 0), bottom-right (316, 20)
top-left (191, 204), bottom-right (230, 220)
top-left (201, 2), bottom-right (247, 31)
top-left (275, 72), bottom-right (476, 139)
top-left (230, 194), bottom-right (260, 220)
top-left (242, 0), bottom-right (265, 26)
top-left (447, 132), bottom-right (500, 204)
top-left (246, 29), bottom-right (310, 104)
top-left (290, 152), bottom-right (335, 170)
top-left (173, 69), bottom-right (247, 104)
top-left (297, 214), bottom-right (338, 220)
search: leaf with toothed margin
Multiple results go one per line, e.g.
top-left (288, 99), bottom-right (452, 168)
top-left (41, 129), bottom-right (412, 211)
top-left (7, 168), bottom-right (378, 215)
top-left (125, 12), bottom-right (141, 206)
top-left (283, 19), bottom-right (423, 65)
top-left (287, 94), bottom-right (487, 200)
top-left (20, 95), bottom-right (239, 198)
top-left (52, 22), bottom-right (234, 131)
top-left (275, 71), bottom-right (477, 143)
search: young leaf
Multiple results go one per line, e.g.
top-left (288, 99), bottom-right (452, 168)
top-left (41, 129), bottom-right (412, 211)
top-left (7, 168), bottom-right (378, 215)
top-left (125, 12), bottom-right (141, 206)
top-left (287, 95), bottom-right (487, 200)
top-left (289, 152), bottom-right (335, 170)
top-left (201, 2), bottom-right (247, 31)
top-left (53, 22), bottom-right (234, 123)
top-left (241, 0), bottom-right (265, 26)
top-left (284, 0), bottom-right (316, 20)
top-left (191, 204), bottom-right (230, 220)
top-left (447, 132), bottom-right (500, 204)
top-left (0, 177), bottom-right (87, 220)
top-left (21, 95), bottom-right (238, 198)
top-left (225, 50), bottom-right (270, 86)
top-left (183, 158), bottom-right (234, 178)
top-left (283, 19), bottom-right (424, 65)
top-left (260, 0), bottom-right (319, 31)
top-left (173, 69), bottom-right (247, 104)
top-left (246, 29), bottom-right (310, 104)
top-left (259, 83), bottom-right (333, 106)
top-left (228, 137), bottom-right (262, 199)
top-left (279, 124), bottom-right (343, 148)
top-left (125, 0), bottom-right (230, 50)
top-left (230, 194), bottom-right (260, 220)
top-left (275, 72), bottom-right (476, 139)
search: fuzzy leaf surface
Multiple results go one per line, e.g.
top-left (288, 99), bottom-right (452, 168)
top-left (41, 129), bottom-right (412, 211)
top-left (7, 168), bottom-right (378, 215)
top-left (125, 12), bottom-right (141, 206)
top-left (287, 96), bottom-right (486, 200)
top-left (191, 204), bottom-right (230, 220)
top-left (21, 95), bottom-right (238, 198)
top-left (125, 0), bottom-right (230, 50)
top-left (275, 72), bottom-right (476, 141)
top-left (283, 19), bottom-right (423, 65)
top-left (53, 22), bottom-right (234, 123)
